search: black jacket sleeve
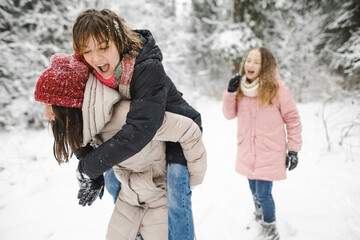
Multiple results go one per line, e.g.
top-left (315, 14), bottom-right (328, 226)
top-left (79, 60), bottom-right (167, 178)
top-left (74, 143), bottom-right (93, 161)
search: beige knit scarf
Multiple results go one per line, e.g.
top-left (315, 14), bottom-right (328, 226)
top-left (240, 75), bottom-right (259, 97)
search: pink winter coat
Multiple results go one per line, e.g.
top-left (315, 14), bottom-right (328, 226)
top-left (222, 79), bottom-right (302, 181)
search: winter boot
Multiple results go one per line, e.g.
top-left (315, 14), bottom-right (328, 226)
top-left (259, 221), bottom-right (280, 240)
top-left (253, 207), bottom-right (263, 222)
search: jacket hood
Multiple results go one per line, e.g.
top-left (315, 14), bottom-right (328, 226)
top-left (133, 29), bottom-right (163, 65)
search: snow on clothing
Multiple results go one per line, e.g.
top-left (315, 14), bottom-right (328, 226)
top-left (222, 79), bottom-right (302, 181)
top-left (81, 74), bottom-right (207, 240)
top-left (79, 29), bottom-right (202, 179)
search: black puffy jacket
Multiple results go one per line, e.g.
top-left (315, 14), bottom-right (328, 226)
top-left (79, 29), bottom-right (202, 178)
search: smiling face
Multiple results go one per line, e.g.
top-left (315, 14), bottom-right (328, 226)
top-left (82, 35), bottom-right (120, 80)
top-left (244, 49), bottom-right (262, 81)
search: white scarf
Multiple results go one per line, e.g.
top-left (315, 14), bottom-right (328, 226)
top-left (240, 75), bottom-right (259, 97)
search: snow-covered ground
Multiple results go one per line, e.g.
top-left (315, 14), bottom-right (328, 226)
top-left (0, 100), bottom-right (359, 240)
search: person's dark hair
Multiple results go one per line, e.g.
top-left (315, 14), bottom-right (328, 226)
top-left (73, 9), bottom-right (142, 60)
top-left (50, 105), bottom-right (83, 164)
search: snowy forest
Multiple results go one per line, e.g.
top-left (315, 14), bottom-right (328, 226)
top-left (0, 0), bottom-right (359, 130)
top-left (1, 1), bottom-right (360, 240)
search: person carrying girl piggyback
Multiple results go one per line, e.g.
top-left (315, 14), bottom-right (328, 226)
top-left (72, 9), bottom-right (204, 240)
top-left (222, 47), bottom-right (302, 240)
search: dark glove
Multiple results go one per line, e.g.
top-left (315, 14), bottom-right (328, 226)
top-left (286, 151), bottom-right (298, 171)
top-left (74, 143), bottom-right (93, 161)
top-left (165, 142), bottom-right (185, 164)
top-left (227, 73), bottom-right (241, 92)
top-left (76, 163), bottom-right (104, 206)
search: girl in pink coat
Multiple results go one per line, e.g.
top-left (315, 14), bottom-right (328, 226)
top-left (222, 47), bottom-right (302, 240)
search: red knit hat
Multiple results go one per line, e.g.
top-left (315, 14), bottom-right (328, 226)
top-left (34, 53), bottom-right (89, 108)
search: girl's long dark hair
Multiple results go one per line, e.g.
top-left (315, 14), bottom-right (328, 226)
top-left (50, 105), bottom-right (83, 164)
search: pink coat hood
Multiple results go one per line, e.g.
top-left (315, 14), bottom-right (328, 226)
top-left (222, 79), bottom-right (302, 181)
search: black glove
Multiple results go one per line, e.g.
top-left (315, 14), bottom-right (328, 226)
top-left (227, 73), bottom-right (241, 92)
top-left (286, 151), bottom-right (298, 171)
top-left (74, 142), bottom-right (93, 161)
top-left (76, 163), bottom-right (104, 206)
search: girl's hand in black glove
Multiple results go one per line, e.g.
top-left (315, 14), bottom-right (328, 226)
top-left (76, 163), bottom-right (104, 206)
top-left (74, 143), bottom-right (93, 161)
top-left (286, 151), bottom-right (298, 171)
top-left (227, 73), bottom-right (241, 92)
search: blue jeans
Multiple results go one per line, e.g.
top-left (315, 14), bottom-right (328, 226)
top-left (104, 163), bottom-right (194, 240)
top-left (248, 179), bottom-right (276, 223)
top-left (167, 163), bottom-right (194, 240)
top-left (104, 168), bottom-right (121, 203)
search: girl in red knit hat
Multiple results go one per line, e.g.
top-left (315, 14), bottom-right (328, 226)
top-left (71, 9), bottom-right (204, 240)
top-left (34, 53), bottom-right (206, 240)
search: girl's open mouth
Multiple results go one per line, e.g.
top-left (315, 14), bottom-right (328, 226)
top-left (98, 64), bottom-right (110, 73)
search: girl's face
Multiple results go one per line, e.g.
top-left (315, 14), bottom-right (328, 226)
top-left (83, 35), bottom-right (120, 80)
top-left (44, 104), bottom-right (55, 121)
top-left (244, 49), bottom-right (262, 81)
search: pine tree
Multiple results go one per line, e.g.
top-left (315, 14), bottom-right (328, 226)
top-left (232, 0), bottom-right (275, 73)
top-left (261, 0), bottom-right (330, 102)
top-left (0, 0), bottom-right (95, 129)
top-left (189, 0), bottom-right (262, 96)
top-left (316, 0), bottom-right (360, 90)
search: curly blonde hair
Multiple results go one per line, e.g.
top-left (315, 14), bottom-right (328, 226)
top-left (237, 47), bottom-right (279, 106)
